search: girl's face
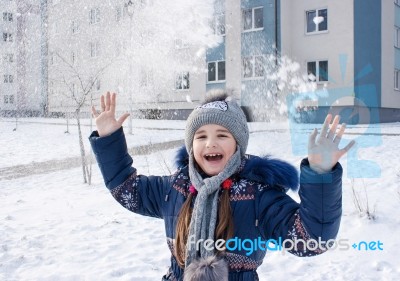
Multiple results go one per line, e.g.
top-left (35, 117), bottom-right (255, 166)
top-left (193, 124), bottom-right (237, 176)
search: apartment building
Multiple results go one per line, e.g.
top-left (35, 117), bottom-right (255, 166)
top-left (47, 0), bottom-right (208, 119)
top-left (0, 0), bottom-right (42, 117)
top-left (205, 0), bottom-right (400, 123)
top-left (281, 0), bottom-right (400, 123)
top-left (11, 0), bottom-right (397, 122)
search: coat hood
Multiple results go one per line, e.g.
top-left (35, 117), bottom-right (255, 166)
top-left (174, 146), bottom-right (299, 192)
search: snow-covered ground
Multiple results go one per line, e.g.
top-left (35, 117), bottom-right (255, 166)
top-left (1, 117), bottom-right (399, 281)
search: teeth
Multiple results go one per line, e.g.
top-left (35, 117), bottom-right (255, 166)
top-left (206, 154), bottom-right (221, 157)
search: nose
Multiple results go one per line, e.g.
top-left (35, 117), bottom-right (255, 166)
top-left (206, 139), bottom-right (217, 148)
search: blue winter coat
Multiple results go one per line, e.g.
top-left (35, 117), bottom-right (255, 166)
top-left (89, 127), bottom-right (343, 281)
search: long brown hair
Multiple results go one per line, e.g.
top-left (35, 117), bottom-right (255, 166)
top-left (175, 189), bottom-right (234, 267)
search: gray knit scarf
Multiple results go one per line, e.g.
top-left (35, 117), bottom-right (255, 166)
top-left (185, 146), bottom-right (242, 268)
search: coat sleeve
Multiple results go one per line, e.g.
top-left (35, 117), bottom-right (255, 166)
top-left (89, 127), bottom-right (171, 219)
top-left (259, 158), bottom-right (342, 256)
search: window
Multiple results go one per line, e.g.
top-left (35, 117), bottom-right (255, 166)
top-left (71, 51), bottom-right (76, 65)
top-left (89, 42), bottom-right (100, 57)
top-left (116, 5), bottom-right (122, 22)
top-left (242, 55), bottom-right (264, 78)
top-left (306, 9), bottom-right (328, 33)
top-left (52, 22), bottom-right (59, 35)
top-left (207, 61), bottom-right (226, 82)
top-left (4, 74), bottom-right (13, 83)
top-left (4, 95), bottom-right (14, 104)
top-left (49, 52), bottom-right (58, 65)
top-left (395, 26), bottom-right (400, 48)
top-left (3, 33), bottom-right (13, 42)
top-left (4, 53), bottom-right (13, 63)
top-left (307, 60), bottom-right (329, 82)
top-left (213, 13), bottom-right (225, 36)
top-left (3, 12), bottom-right (12, 22)
top-left (242, 7), bottom-right (263, 31)
top-left (140, 70), bottom-right (153, 87)
top-left (89, 8), bottom-right (100, 24)
top-left (71, 20), bottom-right (79, 34)
top-left (175, 72), bottom-right (190, 90)
top-left (174, 39), bottom-right (189, 49)
top-left (395, 69), bottom-right (400, 90)
top-left (96, 79), bottom-right (101, 91)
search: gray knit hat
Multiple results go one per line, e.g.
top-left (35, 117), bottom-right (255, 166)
top-left (185, 90), bottom-right (249, 156)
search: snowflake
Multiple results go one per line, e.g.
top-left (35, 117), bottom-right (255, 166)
top-left (233, 179), bottom-right (248, 195)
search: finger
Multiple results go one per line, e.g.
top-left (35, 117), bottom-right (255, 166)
top-left (105, 91), bottom-right (111, 111)
top-left (338, 140), bottom-right (356, 157)
top-left (318, 114), bottom-right (332, 142)
top-left (100, 95), bottom-right (106, 111)
top-left (117, 113), bottom-right (130, 125)
top-left (308, 128), bottom-right (318, 148)
top-left (91, 106), bottom-right (98, 118)
top-left (327, 115), bottom-right (340, 140)
top-left (110, 93), bottom-right (116, 114)
top-left (333, 123), bottom-right (346, 143)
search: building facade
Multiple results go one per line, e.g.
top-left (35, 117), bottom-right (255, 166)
top-left (280, 0), bottom-right (400, 123)
top-left (0, 0), bottom-right (42, 117)
top-left (205, 0), bottom-right (400, 123)
top-left (10, 0), bottom-right (399, 122)
top-left (47, 0), bottom-right (209, 119)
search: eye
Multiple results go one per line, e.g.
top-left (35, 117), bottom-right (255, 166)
top-left (218, 134), bottom-right (229, 138)
top-left (195, 135), bottom-right (206, 139)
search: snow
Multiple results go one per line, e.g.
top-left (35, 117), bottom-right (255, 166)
top-left (1, 118), bottom-right (400, 280)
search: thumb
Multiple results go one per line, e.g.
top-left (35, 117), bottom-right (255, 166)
top-left (118, 113), bottom-right (130, 125)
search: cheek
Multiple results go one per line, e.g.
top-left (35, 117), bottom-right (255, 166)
top-left (192, 142), bottom-right (202, 160)
top-left (226, 140), bottom-right (237, 156)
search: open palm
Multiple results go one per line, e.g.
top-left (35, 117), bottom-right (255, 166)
top-left (308, 114), bottom-right (355, 173)
top-left (91, 92), bottom-right (130, 137)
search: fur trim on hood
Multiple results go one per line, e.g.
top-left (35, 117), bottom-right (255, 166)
top-left (174, 146), bottom-right (299, 192)
top-left (183, 255), bottom-right (228, 281)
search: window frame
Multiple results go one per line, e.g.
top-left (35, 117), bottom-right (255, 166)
top-left (140, 69), bottom-right (154, 88)
top-left (307, 60), bottom-right (329, 83)
top-left (89, 41), bottom-right (101, 58)
top-left (4, 74), bottom-right (14, 83)
top-left (175, 71), bottom-right (190, 91)
top-left (395, 26), bottom-right (400, 48)
top-left (4, 95), bottom-right (14, 104)
top-left (89, 7), bottom-right (100, 25)
top-left (3, 32), bottom-right (13, 42)
top-left (242, 55), bottom-right (265, 80)
top-left (395, 69), bottom-right (400, 91)
top-left (242, 6), bottom-right (264, 32)
top-left (207, 60), bottom-right (226, 83)
top-left (174, 38), bottom-right (189, 49)
top-left (3, 12), bottom-right (13, 22)
top-left (4, 53), bottom-right (13, 63)
top-left (305, 8), bottom-right (328, 35)
top-left (213, 13), bottom-right (225, 36)
top-left (71, 20), bottom-right (80, 34)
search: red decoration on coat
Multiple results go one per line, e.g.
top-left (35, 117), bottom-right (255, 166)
top-left (189, 185), bottom-right (197, 195)
top-left (221, 179), bottom-right (233, 190)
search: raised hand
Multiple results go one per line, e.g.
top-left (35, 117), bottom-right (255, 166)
top-left (91, 92), bottom-right (130, 137)
top-left (308, 114), bottom-right (355, 173)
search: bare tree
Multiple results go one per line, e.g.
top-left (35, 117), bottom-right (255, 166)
top-left (52, 52), bottom-right (111, 184)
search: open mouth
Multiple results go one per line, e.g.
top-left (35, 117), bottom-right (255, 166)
top-left (204, 153), bottom-right (223, 162)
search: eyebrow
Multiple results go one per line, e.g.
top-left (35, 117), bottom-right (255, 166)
top-left (194, 129), bottom-right (230, 135)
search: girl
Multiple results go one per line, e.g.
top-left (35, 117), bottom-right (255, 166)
top-left (89, 90), bottom-right (354, 281)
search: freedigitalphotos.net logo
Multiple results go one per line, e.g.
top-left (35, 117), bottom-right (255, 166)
top-left (187, 235), bottom-right (384, 256)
